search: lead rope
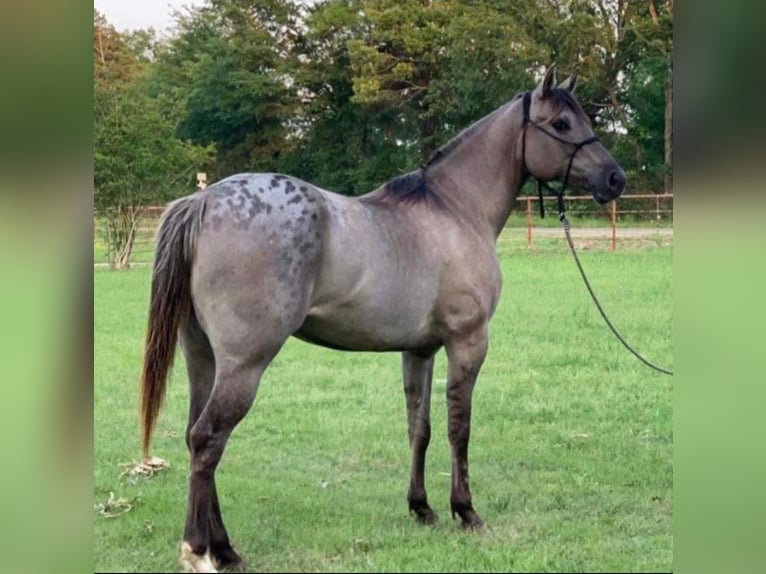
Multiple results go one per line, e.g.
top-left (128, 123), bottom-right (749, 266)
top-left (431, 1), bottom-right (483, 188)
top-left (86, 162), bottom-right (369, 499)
top-left (521, 90), bottom-right (672, 377)
top-left (556, 195), bottom-right (673, 376)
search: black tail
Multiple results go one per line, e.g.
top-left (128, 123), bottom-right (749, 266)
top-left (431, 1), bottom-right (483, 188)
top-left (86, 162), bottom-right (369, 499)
top-left (140, 193), bottom-right (206, 458)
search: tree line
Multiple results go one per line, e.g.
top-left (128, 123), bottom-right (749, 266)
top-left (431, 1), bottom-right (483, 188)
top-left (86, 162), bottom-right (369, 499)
top-left (94, 0), bottom-right (672, 268)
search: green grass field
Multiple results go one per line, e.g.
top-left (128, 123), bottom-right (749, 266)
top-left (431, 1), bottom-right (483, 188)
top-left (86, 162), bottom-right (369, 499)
top-left (94, 245), bottom-right (672, 572)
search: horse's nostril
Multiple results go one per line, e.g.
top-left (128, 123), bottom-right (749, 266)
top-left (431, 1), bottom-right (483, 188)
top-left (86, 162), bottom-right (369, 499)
top-left (608, 170), bottom-right (626, 192)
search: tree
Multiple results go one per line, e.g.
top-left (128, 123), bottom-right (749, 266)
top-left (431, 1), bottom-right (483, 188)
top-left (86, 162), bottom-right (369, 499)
top-left (346, 0), bottom-right (544, 162)
top-left (151, 0), bottom-right (301, 177)
top-left (110, 0), bottom-right (672, 202)
top-left (94, 12), bottom-right (213, 269)
top-left (278, 0), bottom-right (414, 194)
top-left (645, 0), bottom-right (673, 193)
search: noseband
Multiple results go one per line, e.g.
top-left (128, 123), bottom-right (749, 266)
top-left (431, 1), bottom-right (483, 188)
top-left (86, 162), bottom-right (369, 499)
top-left (521, 91), bottom-right (599, 219)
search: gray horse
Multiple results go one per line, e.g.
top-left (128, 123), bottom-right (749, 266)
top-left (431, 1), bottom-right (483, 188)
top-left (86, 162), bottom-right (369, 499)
top-left (140, 65), bottom-right (626, 572)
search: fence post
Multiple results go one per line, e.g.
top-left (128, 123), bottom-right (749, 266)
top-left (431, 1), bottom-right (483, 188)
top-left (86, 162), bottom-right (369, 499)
top-left (526, 197), bottom-right (532, 249)
top-left (656, 195), bottom-right (660, 223)
top-left (610, 200), bottom-right (617, 251)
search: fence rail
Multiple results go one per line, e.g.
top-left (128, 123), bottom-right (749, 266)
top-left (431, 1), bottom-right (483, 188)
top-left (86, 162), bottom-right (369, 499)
top-left (94, 193), bottom-right (673, 265)
top-left (517, 193), bottom-right (673, 250)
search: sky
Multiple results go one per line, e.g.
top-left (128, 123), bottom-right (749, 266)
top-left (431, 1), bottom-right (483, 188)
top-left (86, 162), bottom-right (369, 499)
top-left (94, 0), bottom-right (204, 32)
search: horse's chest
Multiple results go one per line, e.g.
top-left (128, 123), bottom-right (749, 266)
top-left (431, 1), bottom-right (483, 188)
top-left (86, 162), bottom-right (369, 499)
top-left (435, 251), bottom-right (502, 333)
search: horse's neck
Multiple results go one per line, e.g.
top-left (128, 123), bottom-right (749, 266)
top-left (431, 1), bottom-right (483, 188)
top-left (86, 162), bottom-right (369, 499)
top-left (429, 100), bottom-right (524, 239)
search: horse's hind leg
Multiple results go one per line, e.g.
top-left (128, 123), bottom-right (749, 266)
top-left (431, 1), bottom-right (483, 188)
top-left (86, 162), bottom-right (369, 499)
top-left (180, 318), bottom-right (243, 571)
top-left (402, 351), bottom-right (438, 524)
top-left (180, 348), bottom-right (278, 573)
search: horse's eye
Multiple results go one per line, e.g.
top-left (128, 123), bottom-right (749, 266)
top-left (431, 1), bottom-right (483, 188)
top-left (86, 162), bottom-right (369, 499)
top-left (552, 119), bottom-right (569, 132)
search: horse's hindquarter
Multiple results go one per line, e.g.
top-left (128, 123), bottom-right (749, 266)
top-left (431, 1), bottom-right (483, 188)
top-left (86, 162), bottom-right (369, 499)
top-left (300, 195), bottom-right (443, 351)
top-left (190, 174), bottom-right (328, 354)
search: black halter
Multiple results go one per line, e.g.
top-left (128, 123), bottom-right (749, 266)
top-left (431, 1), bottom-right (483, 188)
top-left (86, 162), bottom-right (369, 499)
top-left (521, 91), bottom-right (599, 219)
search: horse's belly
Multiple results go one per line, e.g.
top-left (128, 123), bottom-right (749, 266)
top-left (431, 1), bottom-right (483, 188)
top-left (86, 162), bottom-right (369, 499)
top-left (298, 193), bottom-right (441, 351)
top-left (296, 297), bottom-right (438, 352)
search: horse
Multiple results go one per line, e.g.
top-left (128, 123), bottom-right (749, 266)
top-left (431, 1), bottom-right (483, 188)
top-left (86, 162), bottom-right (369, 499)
top-left (140, 64), bottom-right (626, 572)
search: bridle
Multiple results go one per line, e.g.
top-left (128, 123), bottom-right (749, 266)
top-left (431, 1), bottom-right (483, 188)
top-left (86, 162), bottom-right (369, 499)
top-left (519, 91), bottom-right (673, 377)
top-left (520, 90), bottom-right (599, 219)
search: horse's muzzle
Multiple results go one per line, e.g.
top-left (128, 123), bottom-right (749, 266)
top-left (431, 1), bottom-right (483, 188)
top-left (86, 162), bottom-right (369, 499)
top-left (593, 166), bottom-right (626, 204)
top-left (606, 167), bottom-right (627, 199)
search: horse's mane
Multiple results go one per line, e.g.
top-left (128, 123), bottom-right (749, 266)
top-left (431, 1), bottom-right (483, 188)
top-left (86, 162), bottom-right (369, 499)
top-left (363, 88), bottom-right (586, 206)
top-left (364, 104), bottom-right (511, 206)
top-left (375, 169), bottom-right (430, 205)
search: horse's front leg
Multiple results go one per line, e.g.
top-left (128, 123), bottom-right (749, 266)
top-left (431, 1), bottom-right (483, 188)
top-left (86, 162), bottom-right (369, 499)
top-left (445, 325), bottom-right (488, 529)
top-left (402, 351), bottom-right (437, 524)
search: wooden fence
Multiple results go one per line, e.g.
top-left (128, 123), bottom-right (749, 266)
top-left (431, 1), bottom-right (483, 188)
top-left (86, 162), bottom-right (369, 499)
top-left (94, 193), bottom-right (673, 265)
top-left (517, 193), bottom-right (673, 250)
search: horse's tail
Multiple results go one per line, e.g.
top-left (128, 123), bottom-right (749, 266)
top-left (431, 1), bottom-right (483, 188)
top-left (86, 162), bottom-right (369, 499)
top-left (140, 193), bottom-right (206, 458)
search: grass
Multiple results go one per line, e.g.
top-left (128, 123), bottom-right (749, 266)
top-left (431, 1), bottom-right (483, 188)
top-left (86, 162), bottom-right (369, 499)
top-left (94, 244), bottom-right (673, 572)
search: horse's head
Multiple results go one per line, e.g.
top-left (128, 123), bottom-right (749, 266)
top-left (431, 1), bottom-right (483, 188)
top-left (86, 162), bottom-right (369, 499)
top-left (521, 65), bottom-right (626, 204)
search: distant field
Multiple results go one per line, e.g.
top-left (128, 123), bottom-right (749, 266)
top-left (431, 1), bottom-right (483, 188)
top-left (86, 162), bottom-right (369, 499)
top-left (94, 246), bottom-right (672, 572)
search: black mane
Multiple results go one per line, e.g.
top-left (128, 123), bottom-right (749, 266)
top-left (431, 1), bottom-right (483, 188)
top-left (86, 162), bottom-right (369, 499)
top-left (376, 168), bottom-right (430, 205)
top-left (367, 104), bottom-right (509, 206)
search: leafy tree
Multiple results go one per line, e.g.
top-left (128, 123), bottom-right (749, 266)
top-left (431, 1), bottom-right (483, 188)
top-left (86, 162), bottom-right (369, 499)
top-left (282, 0), bottom-right (547, 194)
top-left (151, 0), bottom-right (301, 177)
top-left (94, 10), bottom-right (142, 87)
top-left (277, 0), bottom-right (413, 194)
top-left (94, 12), bottom-right (213, 269)
top-left (96, 0), bottom-right (673, 208)
top-left (346, 0), bottom-right (545, 161)
top-left (629, 0), bottom-right (672, 192)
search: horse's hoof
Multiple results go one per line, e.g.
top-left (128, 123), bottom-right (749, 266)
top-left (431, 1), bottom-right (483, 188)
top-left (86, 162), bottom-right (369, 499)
top-left (461, 516), bottom-right (484, 532)
top-left (453, 508), bottom-right (484, 531)
top-left (409, 499), bottom-right (439, 526)
top-left (217, 559), bottom-right (248, 573)
top-left (179, 542), bottom-right (218, 573)
top-left (211, 545), bottom-right (245, 572)
top-left (413, 506), bottom-right (439, 526)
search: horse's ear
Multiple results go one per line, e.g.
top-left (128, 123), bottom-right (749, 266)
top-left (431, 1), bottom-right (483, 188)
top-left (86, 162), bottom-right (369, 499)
top-left (534, 64), bottom-right (557, 99)
top-left (558, 72), bottom-right (578, 94)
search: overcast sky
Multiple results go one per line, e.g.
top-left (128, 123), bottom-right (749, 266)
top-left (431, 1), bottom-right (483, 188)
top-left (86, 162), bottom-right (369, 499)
top-left (94, 0), bottom-right (204, 32)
